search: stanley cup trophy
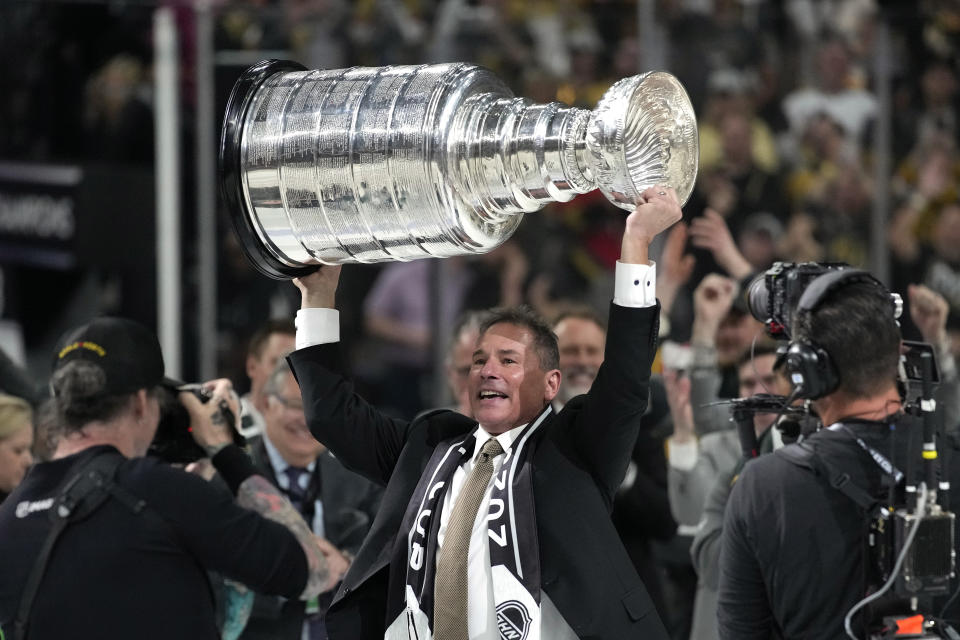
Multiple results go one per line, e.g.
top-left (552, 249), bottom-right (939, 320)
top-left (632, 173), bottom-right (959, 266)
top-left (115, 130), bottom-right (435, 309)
top-left (220, 59), bottom-right (698, 278)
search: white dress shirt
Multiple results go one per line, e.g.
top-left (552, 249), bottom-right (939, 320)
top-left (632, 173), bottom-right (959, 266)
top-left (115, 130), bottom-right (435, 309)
top-left (296, 260), bottom-right (657, 639)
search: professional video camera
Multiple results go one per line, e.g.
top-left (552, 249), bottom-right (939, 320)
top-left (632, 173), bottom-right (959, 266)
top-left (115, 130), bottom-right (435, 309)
top-left (736, 262), bottom-right (957, 639)
top-left (746, 261), bottom-right (840, 338)
top-left (149, 383), bottom-right (244, 464)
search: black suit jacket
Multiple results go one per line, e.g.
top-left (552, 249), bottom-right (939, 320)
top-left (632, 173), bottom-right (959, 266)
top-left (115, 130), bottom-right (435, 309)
top-left (287, 302), bottom-right (669, 640)
top-left (239, 436), bottom-right (383, 640)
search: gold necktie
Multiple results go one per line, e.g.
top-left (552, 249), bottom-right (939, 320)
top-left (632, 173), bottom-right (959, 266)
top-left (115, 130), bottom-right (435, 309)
top-left (433, 437), bottom-right (505, 639)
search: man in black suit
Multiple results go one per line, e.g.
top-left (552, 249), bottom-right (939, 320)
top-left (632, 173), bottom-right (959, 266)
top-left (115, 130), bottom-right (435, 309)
top-left (240, 359), bottom-right (382, 640)
top-left (286, 185), bottom-right (682, 640)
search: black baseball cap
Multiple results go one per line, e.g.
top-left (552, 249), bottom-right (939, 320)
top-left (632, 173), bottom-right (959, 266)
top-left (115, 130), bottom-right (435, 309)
top-left (52, 317), bottom-right (182, 395)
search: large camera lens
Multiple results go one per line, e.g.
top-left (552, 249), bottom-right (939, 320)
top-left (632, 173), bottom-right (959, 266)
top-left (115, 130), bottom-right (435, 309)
top-left (746, 274), bottom-right (769, 323)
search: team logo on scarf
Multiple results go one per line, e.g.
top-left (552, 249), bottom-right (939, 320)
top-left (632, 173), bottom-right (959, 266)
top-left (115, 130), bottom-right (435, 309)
top-left (496, 600), bottom-right (532, 640)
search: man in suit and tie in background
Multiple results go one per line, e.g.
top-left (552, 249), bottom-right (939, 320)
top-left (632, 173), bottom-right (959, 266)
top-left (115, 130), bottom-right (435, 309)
top-left (239, 320), bottom-right (297, 438)
top-left (240, 358), bottom-right (383, 640)
top-left (286, 185), bottom-right (683, 640)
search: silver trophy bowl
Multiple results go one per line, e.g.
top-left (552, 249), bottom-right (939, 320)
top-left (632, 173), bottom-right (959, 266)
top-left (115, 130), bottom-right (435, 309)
top-left (220, 60), bottom-right (698, 278)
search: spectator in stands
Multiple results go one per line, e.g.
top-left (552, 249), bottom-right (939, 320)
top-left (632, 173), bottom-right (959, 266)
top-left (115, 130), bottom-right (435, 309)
top-left (240, 320), bottom-right (296, 438)
top-left (786, 161), bottom-right (873, 268)
top-left (888, 139), bottom-right (960, 265)
top-left (699, 68), bottom-right (779, 175)
top-left (736, 212), bottom-right (784, 274)
top-left (0, 394), bottom-right (32, 504)
top-left (781, 36), bottom-right (877, 160)
top-left (893, 57), bottom-right (958, 160)
top-left (785, 111), bottom-right (855, 211)
top-left (689, 208), bottom-right (756, 281)
top-left (892, 203), bottom-right (960, 359)
top-left (685, 110), bottom-right (789, 290)
top-left (82, 54), bottom-right (153, 165)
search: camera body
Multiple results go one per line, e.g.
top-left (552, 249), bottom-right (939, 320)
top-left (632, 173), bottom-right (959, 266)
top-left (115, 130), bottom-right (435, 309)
top-left (149, 383), bottom-right (243, 464)
top-left (746, 261), bottom-right (850, 339)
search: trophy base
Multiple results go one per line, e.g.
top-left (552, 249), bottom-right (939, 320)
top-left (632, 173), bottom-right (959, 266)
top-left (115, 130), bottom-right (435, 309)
top-left (219, 58), bottom-right (318, 279)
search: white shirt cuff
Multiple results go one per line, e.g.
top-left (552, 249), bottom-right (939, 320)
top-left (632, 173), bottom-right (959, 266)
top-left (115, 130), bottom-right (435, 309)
top-left (668, 437), bottom-right (699, 471)
top-left (613, 260), bottom-right (656, 308)
top-left (295, 308), bottom-right (340, 350)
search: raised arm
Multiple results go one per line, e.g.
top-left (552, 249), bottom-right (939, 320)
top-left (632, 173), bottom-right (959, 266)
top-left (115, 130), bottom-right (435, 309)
top-left (570, 185), bottom-right (682, 500)
top-left (689, 274), bottom-right (738, 434)
top-left (288, 265), bottom-right (412, 485)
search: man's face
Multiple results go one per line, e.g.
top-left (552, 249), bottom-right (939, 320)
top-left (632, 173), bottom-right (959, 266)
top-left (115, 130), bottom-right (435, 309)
top-left (265, 371), bottom-right (324, 467)
top-left (247, 333), bottom-right (296, 399)
top-left (738, 353), bottom-right (784, 435)
top-left (0, 424), bottom-right (33, 493)
top-left (554, 317), bottom-right (605, 405)
top-left (468, 322), bottom-right (559, 435)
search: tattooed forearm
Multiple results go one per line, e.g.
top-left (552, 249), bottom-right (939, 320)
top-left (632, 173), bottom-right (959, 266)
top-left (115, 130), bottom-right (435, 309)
top-left (237, 475), bottom-right (332, 599)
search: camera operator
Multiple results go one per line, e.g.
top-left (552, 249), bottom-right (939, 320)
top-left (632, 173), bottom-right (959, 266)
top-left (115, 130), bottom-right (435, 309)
top-left (717, 271), bottom-right (905, 639)
top-left (0, 317), bottom-right (338, 639)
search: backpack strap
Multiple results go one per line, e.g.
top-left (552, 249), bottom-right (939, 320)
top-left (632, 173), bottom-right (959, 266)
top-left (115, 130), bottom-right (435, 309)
top-left (14, 450), bottom-right (143, 640)
top-left (776, 441), bottom-right (880, 512)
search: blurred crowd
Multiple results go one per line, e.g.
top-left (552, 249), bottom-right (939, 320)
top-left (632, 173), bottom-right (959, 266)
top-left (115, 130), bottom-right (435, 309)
top-left (2, 0), bottom-right (960, 638)
top-left (207, 0), bottom-right (960, 414)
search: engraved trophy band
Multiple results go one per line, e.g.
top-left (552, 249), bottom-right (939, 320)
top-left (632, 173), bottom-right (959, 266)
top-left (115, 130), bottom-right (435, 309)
top-left (220, 59), bottom-right (699, 278)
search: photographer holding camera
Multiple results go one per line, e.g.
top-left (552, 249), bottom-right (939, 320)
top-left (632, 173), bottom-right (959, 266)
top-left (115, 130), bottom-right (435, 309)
top-left (0, 317), bottom-right (339, 640)
top-left (717, 267), bottom-right (911, 639)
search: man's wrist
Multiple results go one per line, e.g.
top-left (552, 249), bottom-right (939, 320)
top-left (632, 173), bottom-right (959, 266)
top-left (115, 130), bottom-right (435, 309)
top-left (620, 237), bottom-right (651, 265)
top-left (301, 293), bottom-right (335, 310)
top-left (691, 323), bottom-right (718, 345)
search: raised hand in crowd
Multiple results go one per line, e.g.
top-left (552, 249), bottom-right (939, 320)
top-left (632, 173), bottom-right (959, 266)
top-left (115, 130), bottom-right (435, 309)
top-left (691, 273), bottom-right (737, 346)
top-left (689, 208), bottom-right (754, 280)
top-left (908, 283), bottom-right (950, 346)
